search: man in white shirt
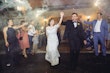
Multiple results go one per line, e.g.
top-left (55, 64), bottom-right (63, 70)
top-left (27, 21), bottom-right (36, 53)
top-left (84, 12), bottom-right (108, 63)
top-left (94, 19), bottom-right (102, 32)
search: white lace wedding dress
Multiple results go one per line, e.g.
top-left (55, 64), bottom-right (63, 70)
top-left (45, 24), bottom-right (60, 66)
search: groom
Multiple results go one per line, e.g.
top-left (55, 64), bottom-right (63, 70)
top-left (62, 13), bottom-right (86, 70)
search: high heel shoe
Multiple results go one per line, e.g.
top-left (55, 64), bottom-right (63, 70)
top-left (31, 52), bottom-right (35, 55)
top-left (22, 52), bottom-right (28, 58)
top-left (24, 54), bottom-right (28, 58)
top-left (24, 55), bottom-right (27, 58)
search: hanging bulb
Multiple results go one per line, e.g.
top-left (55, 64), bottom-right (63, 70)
top-left (5, 0), bottom-right (7, 3)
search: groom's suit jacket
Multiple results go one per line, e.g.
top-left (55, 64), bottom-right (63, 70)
top-left (62, 20), bottom-right (86, 42)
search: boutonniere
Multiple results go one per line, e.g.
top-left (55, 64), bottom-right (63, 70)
top-left (77, 23), bottom-right (80, 25)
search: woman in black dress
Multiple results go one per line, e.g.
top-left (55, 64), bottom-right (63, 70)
top-left (3, 19), bottom-right (27, 67)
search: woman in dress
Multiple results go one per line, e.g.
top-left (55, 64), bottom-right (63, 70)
top-left (32, 30), bottom-right (39, 55)
top-left (3, 19), bottom-right (27, 67)
top-left (45, 12), bottom-right (64, 66)
top-left (17, 21), bottom-right (30, 58)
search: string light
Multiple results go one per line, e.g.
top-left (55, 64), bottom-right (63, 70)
top-left (94, 0), bottom-right (100, 7)
top-left (5, 0), bottom-right (7, 3)
top-left (17, 6), bottom-right (22, 11)
top-left (87, 16), bottom-right (91, 19)
top-left (41, 26), bottom-right (44, 30)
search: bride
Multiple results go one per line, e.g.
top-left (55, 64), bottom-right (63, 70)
top-left (45, 12), bottom-right (64, 66)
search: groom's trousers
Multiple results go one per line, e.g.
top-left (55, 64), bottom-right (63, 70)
top-left (69, 39), bottom-right (81, 69)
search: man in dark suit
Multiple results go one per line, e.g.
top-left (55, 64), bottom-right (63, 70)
top-left (62, 13), bottom-right (86, 70)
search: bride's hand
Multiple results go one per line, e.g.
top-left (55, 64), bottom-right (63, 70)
top-left (60, 12), bottom-right (64, 17)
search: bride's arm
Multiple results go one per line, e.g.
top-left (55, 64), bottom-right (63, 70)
top-left (57, 12), bottom-right (64, 26)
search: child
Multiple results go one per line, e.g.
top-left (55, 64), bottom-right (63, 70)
top-left (32, 30), bottom-right (39, 55)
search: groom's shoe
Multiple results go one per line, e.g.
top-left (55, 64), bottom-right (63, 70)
top-left (50, 65), bottom-right (59, 69)
top-left (68, 64), bottom-right (77, 71)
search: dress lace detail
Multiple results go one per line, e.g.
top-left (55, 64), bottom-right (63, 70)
top-left (45, 24), bottom-right (60, 66)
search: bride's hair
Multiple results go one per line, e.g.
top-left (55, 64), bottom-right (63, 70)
top-left (48, 18), bottom-right (54, 26)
